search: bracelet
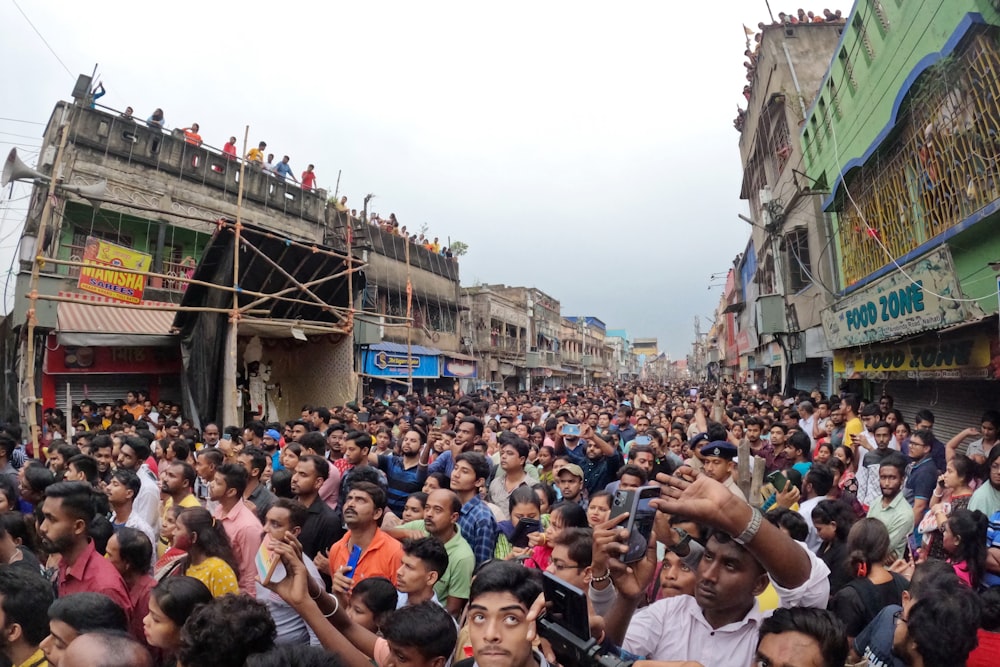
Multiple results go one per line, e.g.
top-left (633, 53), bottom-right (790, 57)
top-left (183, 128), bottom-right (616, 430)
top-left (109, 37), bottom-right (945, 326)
top-left (310, 587), bottom-right (322, 600)
top-left (591, 569), bottom-right (612, 583)
top-left (323, 594), bottom-right (340, 618)
top-left (732, 506), bottom-right (763, 546)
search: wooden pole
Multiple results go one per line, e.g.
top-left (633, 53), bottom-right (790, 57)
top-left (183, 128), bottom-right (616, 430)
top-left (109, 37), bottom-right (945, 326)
top-left (32, 293), bottom-right (269, 315)
top-left (405, 240), bottom-right (413, 395)
top-left (223, 126), bottom-right (249, 429)
top-left (24, 112), bottom-right (70, 457)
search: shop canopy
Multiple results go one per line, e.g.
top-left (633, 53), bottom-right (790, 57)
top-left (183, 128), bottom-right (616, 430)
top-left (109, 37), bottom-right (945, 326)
top-left (55, 291), bottom-right (177, 347)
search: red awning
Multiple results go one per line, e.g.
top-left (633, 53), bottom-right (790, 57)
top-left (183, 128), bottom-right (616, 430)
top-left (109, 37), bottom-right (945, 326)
top-left (55, 291), bottom-right (178, 346)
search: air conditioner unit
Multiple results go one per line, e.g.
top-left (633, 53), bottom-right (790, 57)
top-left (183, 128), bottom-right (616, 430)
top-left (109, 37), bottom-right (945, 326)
top-left (354, 318), bottom-right (382, 345)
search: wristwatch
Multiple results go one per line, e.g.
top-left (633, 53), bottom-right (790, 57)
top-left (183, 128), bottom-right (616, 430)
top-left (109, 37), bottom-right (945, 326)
top-left (732, 506), bottom-right (763, 545)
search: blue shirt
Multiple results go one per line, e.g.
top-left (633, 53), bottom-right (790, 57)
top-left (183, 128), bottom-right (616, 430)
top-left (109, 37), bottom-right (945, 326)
top-left (428, 450), bottom-right (455, 476)
top-left (377, 455), bottom-right (427, 517)
top-left (274, 161), bottom-right (294, 178)
top-left (457, 496), bottom-right (497, 567)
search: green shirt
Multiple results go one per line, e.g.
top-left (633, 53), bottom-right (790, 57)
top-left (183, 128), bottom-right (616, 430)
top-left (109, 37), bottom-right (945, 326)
top-left (400, 519), bottom-right (476, 602)
top-left (866, 491), bottom-right (912, 559)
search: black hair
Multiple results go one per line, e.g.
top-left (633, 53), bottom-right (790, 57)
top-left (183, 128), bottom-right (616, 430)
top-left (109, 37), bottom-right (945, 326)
top-left (342, 430), bottom-right (371, 452)
top-left (351, 576), bottom-right (398, 628)
top-left (460, 417), bottom-right (485, 437)
top-left (270, 469), bottom-right (293, 499)
top-left (786, 431), bottom-right (811, 459)
top-left (914, 408), bottom-right (935, 425)
top-left (757, 607), bottom-right (848, 667)
top-left (168, 460), bottom-right (198, 490)
top-left (270, 497), bottom-right (309, 529)
top-left (43, 480), bottom-right (101, 524)
top-left (908, 559), bottom-right (959, 601)
top-left (343, 466), bottom-right (386, 495)
top-left (0, 566), bottom-right (54, 644)
top-left (979, 586), bottom-right (1000, 632)
top-left (67, 454), bottom-right (99, 484)
top-left (115, 526), bottom-right (153, 574)
top-left (946, 509), bottom-right (989, 588)
top-left (455, 451), bottom-right (490, 482)
top-left (177, 594), bottom-right (276, 667)
top-left (240, 447), bottom-right (269, 479)
top-left (216, 462), bottom-right (249, 497)
top-left (847, 518), bottom-right (890, 577)
top-left (553, 526), bottom-right (594, 568)
top-left (169, 439), bottom-right (191, 462)
top-left (549, 501), bottom-right (588, 529)
top-left (508, 485), bottom-right (541, 514)
top-left (0, 475), bottom-right (17, 508)
top-left (245, 644), bottom-right (345, 667)
top-left (122, 436), bottom-right (151, 462)
top-left (764, 508), bottom-right (809, 542)
top-left (111, 468), bottom-right (141, 499)
top-left (298, 454), bottom-right (330, 482)
top-left (298, 432), bottom-right (327, 457)
top-left (21, 463), bottom-right (54, 497)
top-left (50, 442), bottom-right (77, 465)
top-left (841, 393), bottom-right (860, 414)
top-left (197, 447), bottom-right (224, 468)
top-left (499, 437), bottom-right (529, 460)
top-left (150, 575), bottom-right (213, 628)
top-left (381, 601), bottom-right (458, 660)
top-left (347, 481), bottom-right (387, 511)
top-left (833, 444), bottom-right (854, 466)
top-left (406, 491), bottom-right (428, 511)
top-left (470, 560), bottom-right (542, 609)
top-left (810, 500), bottom-right (855, 543)
top-left (48, 592), bottom-right (128, 633)
top-left (177, 507), bottom-right (240, 577)
top-left (906, 586), bottom-right (981, 667)
top-left (878, 452), bottom-right (908, 476)
top-left (804, 464), bottom-right (834, 497)
top-left (617, 464), bottom-right (648, 484)
top-left (402, 536), bottom-right (450, 579)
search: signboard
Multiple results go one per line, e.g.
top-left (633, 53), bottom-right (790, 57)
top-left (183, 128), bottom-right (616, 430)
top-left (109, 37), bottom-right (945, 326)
top-left (362, 349), bottom-right (438, 378)
top-left (77, 237), bottom-right (152, 305)
top-left (822, 247), bottom-right (984, 348)
top-left (442, 358), bottom-right (477, 378)
top-left (833, 335), bottom-right (991, 379)
top-left (44, 338), bottom-right (182, 375)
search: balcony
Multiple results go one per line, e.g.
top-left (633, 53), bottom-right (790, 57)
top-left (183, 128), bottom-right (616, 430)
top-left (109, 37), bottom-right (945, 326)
top-left (835, 30), bottom-right (1000, 285)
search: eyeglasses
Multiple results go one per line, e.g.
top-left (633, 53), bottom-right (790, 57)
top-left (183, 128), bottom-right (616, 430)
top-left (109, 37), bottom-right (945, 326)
top-left (893, 610), bottom-right (908, 625)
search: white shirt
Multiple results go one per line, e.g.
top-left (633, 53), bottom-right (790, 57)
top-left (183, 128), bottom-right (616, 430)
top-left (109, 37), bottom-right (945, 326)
top-left (799, 416), bottom-right (816, 447)
top-left (256, 551), bottom-right (323, 645)
top-left (797, 496), bottom-right (823, 552)
top-left (133, 464), bottom-right (161, 534)
top-left (623, 541), bottom-right (830, 664)
top-left (111, 509), bottom-right (157, 570)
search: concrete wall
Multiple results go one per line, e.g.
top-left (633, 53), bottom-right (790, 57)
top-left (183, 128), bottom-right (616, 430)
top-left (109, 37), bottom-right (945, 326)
top-left (254, 334), bottom-right (355, 420)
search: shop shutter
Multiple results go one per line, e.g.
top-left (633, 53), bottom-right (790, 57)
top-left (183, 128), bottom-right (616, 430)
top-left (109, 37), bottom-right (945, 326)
top-left (879, 379), bottom-right (1000, 447)
top-left (55, 375), bottom-right (183, 410)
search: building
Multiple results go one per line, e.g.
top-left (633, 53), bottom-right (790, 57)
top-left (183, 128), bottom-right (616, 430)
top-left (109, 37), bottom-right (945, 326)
top-left (8, 87), bottom-right (358, 435)
top-left (475, 285), bottom-right (563, 389)
top-left (347, 214), bottom-right (469, 397)
top-left (801, 1), bottom-right (1000, 429)
top-left (460, 285), bottom-right (527, 392)
top-left (605, 329), bottom-right (638, 381)
top-left (734, 18), bottom-right (844, 396)
top-left (632, 338), bottom-right (659, 369)
top-left (564, 317), bottom-right (609, 386)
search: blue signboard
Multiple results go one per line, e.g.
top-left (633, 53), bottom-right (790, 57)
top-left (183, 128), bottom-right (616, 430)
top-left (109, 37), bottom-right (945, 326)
top-left (362, 349), bottom-right (439, 378)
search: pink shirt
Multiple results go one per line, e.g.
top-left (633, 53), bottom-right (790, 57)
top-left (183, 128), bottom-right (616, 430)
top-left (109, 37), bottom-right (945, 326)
top-left (215, 500), bottom-right (263, 596)
top-left (319, 465), bottom-right (342, 511)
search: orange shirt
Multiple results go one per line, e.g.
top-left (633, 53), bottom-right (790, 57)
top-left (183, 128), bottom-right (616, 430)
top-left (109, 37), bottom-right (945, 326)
top-left (184, 130), bottom-right (203, 146)
top-left (328, 528), bottom-right (403, 587)
top-left (125, 404), bottom-right (145, 421)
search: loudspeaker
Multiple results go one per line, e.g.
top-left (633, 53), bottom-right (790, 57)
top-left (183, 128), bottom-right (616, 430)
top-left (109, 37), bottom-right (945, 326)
top-left (62, 181), bottom-right (108, 212)
top-left (2, 148), bottom-right (47, 187)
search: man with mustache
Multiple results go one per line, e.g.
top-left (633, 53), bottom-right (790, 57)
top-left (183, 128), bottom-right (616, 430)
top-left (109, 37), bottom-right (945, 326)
top-left (328, 482), bottom-right (403, 593)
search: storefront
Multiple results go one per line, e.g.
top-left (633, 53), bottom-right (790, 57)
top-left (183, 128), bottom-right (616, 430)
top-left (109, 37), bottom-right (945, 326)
top-left (361, 342), bottom-right (441, 396)
top-left (442, 353), bottom-right (478, 394)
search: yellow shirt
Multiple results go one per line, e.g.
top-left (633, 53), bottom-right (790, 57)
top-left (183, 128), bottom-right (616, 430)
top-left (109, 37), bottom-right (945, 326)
top-left (15, 648), bottom-right (47, 667)
top-left (186, 556), bottom-right (239, 597)
top-left (843, 417), bottom-right (864, 450)
top-left (246, 147), bottom-right (264, 163)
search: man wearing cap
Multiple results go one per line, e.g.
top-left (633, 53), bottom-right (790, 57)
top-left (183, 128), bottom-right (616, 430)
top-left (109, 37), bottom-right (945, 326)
top-left (262, 428), bottom-right (283, 472)
top-left (699, 441), bottom-right (746, 501)
top-left (684, 432), bottom-right (710, 472)
top-left (556, 463), bottom-right (587, 506)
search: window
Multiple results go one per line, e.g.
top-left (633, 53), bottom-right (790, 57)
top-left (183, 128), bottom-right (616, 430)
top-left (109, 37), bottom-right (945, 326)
top-left (853, 13), bottom-right (875, 61)
top-left (839, 48), bottom-right (858, 91)
top-left (785, 228), bottom-right (812, 292)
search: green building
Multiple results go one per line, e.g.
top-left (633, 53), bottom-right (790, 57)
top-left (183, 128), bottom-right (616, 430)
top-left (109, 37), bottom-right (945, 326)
top-left (802, 1), bottom-right (1000, 432)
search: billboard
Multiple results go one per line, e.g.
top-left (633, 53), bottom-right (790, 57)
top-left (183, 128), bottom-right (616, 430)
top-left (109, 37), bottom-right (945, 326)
top-left (77, 236), bottom-right (151, 305)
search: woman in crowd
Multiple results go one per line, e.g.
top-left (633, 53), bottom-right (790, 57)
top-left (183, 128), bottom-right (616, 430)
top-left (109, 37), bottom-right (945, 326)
top-left (523, 500), bottom-right (587, 570)
top-left (279, 442), bottom-right (303, 472)
top-left (811, 499), bottom-right (855, 595)
top-left (144, 576), bottom-right (213, 662)
top-left (172, 507), bottom-right (240, 596)
top-left (941, 508), bottom-right (989, 588)
top-left (345, 576), bottom-right (397, 634)
top-left (925, 453), bottom-right (976, 561)
top-left (401, 492), bottom-right (427, 523)
top-left (587, 490), bottom-right (612, 528)
top-left (830, 518), bottom-right (909, 644)
top-left (495, 486), bottom-right (548, 560)
top-left (422, 471), bottom-right (449, 493)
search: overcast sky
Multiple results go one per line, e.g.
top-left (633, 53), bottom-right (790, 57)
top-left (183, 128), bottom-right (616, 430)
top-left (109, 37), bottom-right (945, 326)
top-left (0, 0), bottom-right (854, 359)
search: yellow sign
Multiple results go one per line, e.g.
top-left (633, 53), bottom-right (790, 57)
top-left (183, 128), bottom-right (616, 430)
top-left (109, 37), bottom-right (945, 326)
top-left (834, 336), bottom-right (991, 376)
top-left (77, 237), bottom-right (151, 305)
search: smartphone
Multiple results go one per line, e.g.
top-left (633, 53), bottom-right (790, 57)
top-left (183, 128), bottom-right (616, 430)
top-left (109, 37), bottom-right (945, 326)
top-left (767, 470), bottom-right (788, 493)
top-left (358, 413), bottom-right (371, 424)
top-left (510, 518), bottom-right (542, 549)
top-left (222, 433), bottom-right (232, 441)
top-left (560, 424), bottom-right (581, 437)
top-left (906, 532), bottom-right (919, 560)
top-left (541, 571), bottom-right (590, 640)
top-left (634, 435), bottom-right (652, 446)
top-left (611, 485), bottom-right (659, 562)
top-left (344, 544), bottom-right (363, 579)
top-left (689, 388), bottom-right (699, 398)
top-left (255, 541), bottom-right (286, 585)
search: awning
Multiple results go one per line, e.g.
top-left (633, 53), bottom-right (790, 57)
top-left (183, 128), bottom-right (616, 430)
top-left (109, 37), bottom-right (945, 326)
top-left (443, 351), bottom-right (477, 361)
top-left (55, 291), bottom-right (178, 347)
top-left (368, 341), bottom-right (442, 356)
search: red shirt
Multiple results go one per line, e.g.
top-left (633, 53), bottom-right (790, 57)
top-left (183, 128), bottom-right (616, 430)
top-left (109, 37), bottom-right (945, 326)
top-left (968, 629), bottom-right (1000, 667)
top-left (129, 574), bottom-right (156, 645)
top-left (223, 142), bottom-right (237, 160)
top-left (301, 170), bottom-right (316, 190)
top-left (58, 540), bottom-right (133, 621)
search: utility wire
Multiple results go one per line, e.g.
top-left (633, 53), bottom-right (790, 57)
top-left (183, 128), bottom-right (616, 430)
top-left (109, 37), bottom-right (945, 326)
top-left (11, 0), bottom-right (74, 78)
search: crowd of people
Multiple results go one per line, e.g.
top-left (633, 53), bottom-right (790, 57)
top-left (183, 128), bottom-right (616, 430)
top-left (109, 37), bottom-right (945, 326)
top-left (0, 381), bottom-right (998, 666)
